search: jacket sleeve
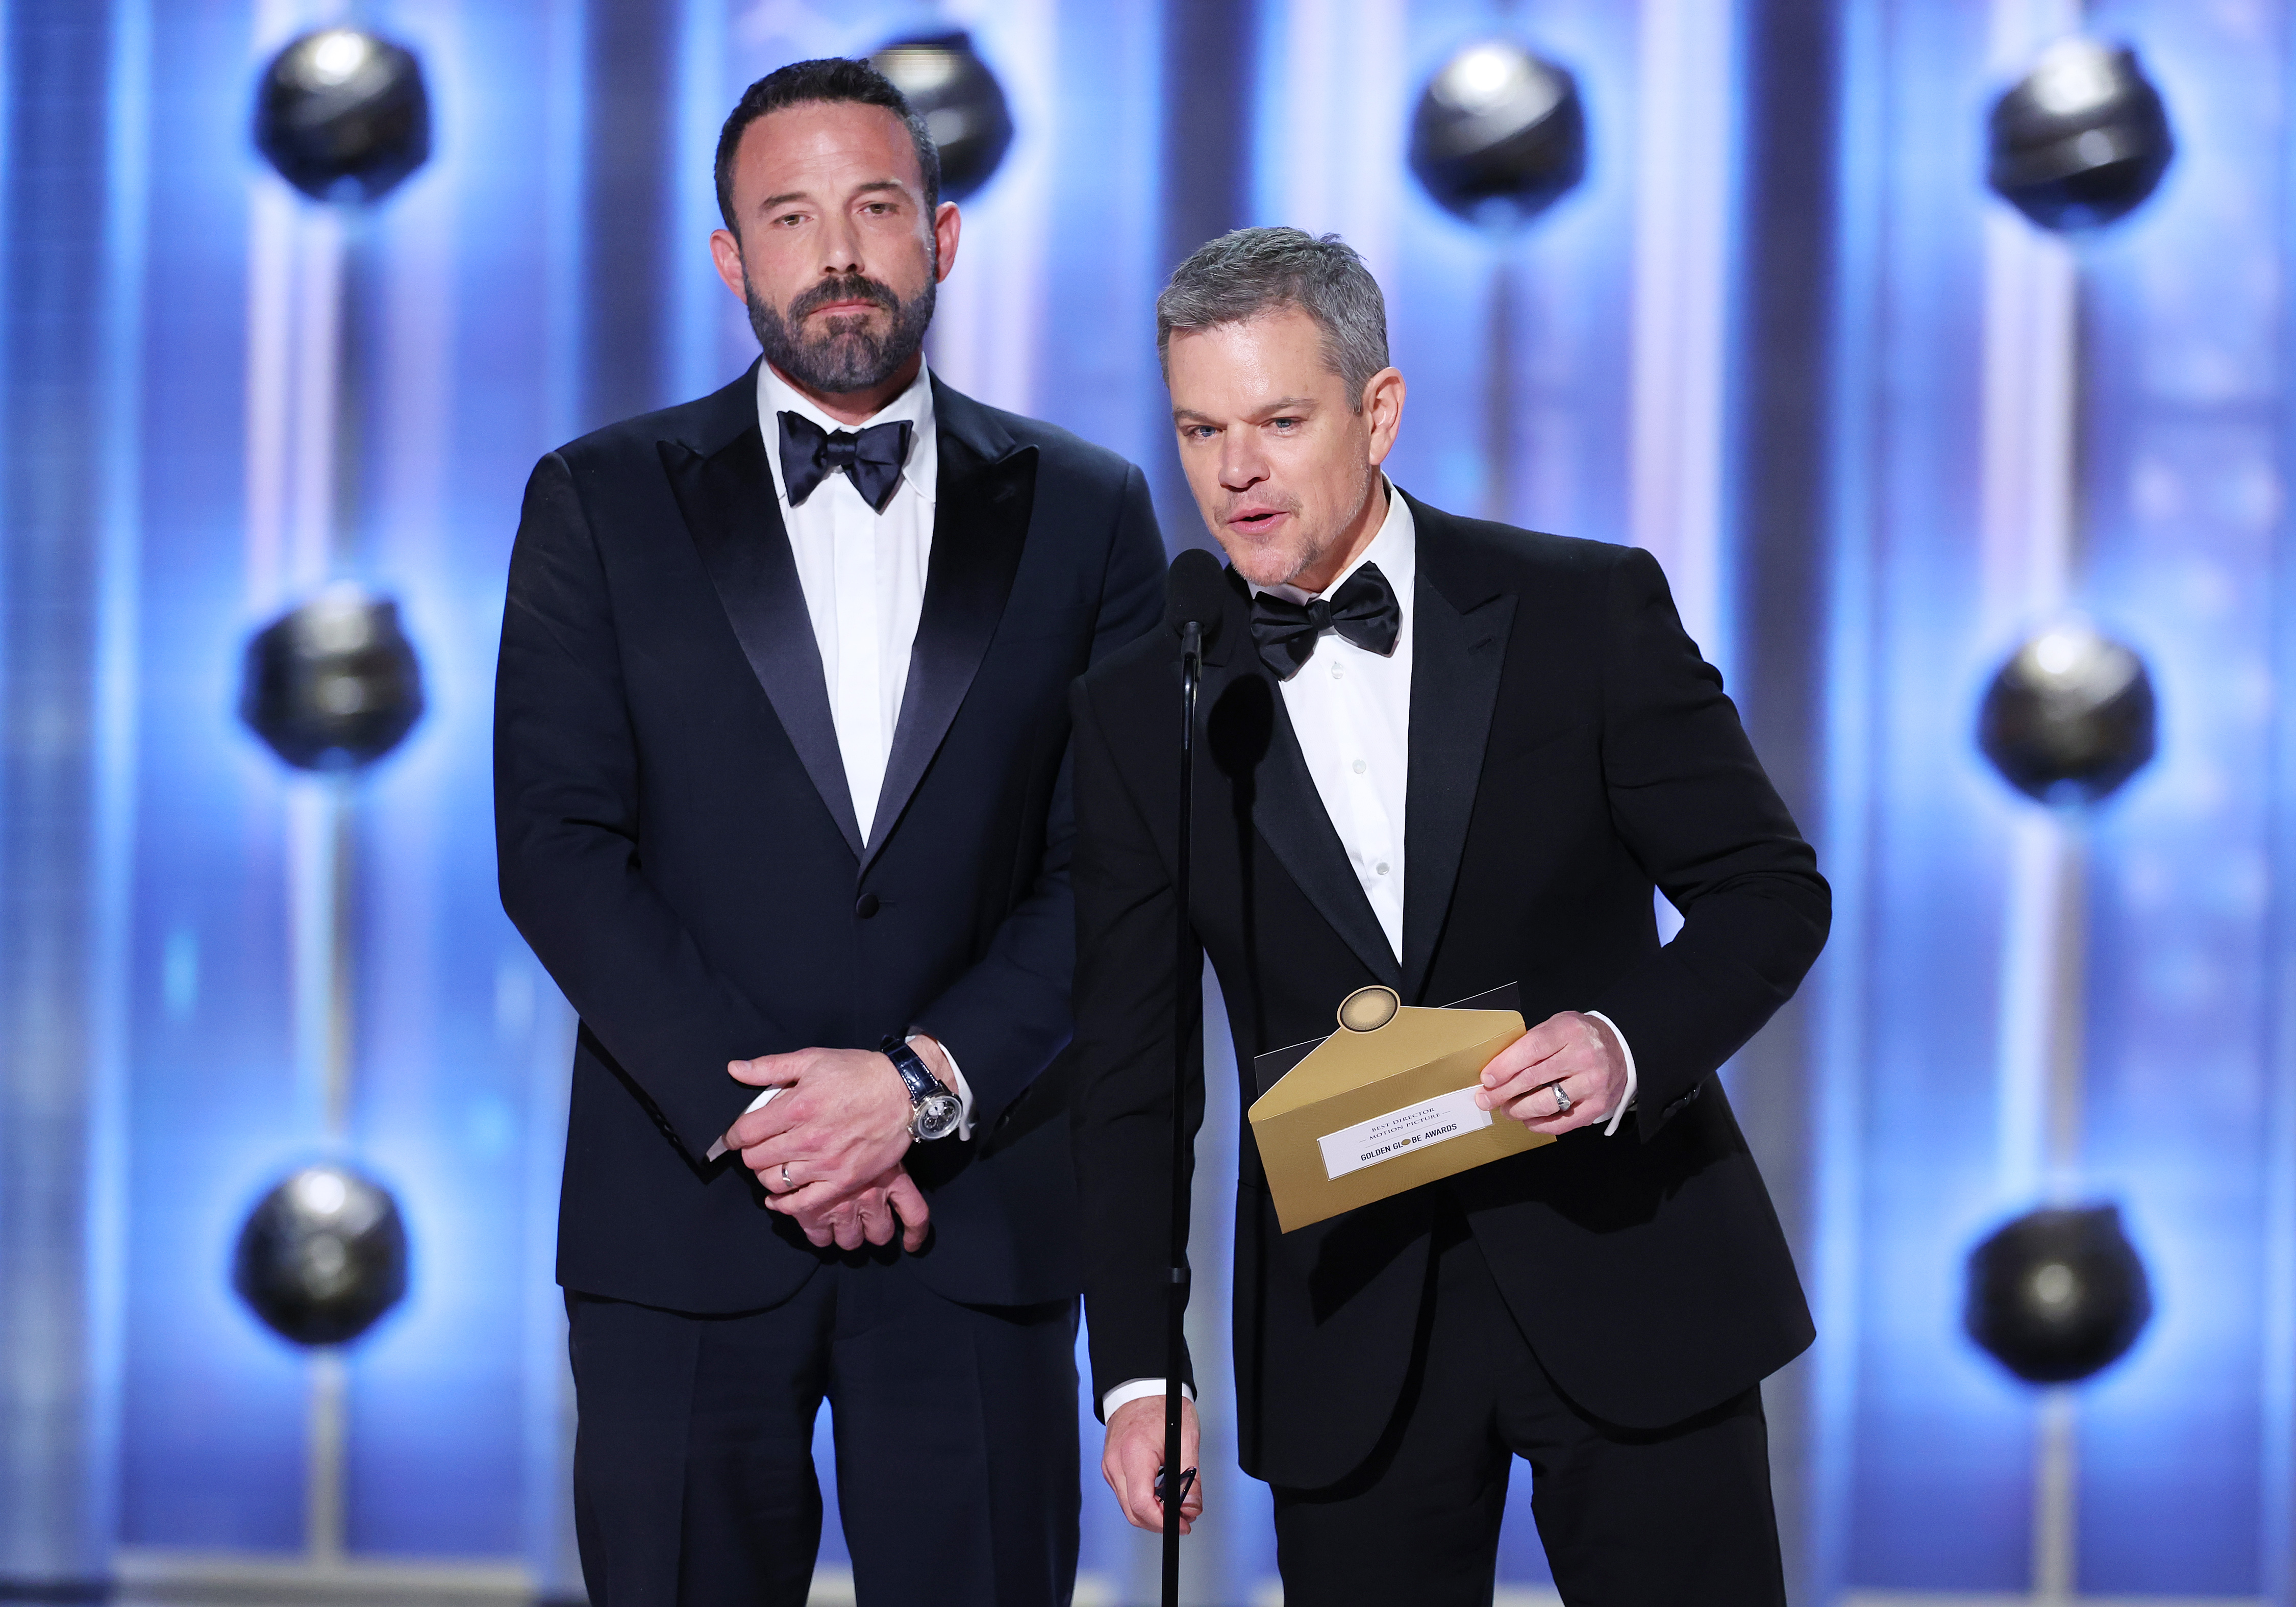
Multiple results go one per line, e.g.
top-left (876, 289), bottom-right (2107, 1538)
top-left (1065, 669), bottom-right (1204, 1413)
top-left (493, 451), bottom-right (785, 1164)
top-left (911, 462), bottom-right (1168, 1120)
top-left (1585, 545), bottom-right (1831, 1137)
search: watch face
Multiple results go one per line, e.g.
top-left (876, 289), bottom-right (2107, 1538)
top-left (916, 1093), bottom-right (962, 1141)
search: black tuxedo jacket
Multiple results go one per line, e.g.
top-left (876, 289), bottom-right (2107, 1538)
top-left (1069, 495), bottom-right (1827, 1489)
top-left (496, 364), bottom-right (1164, 1315)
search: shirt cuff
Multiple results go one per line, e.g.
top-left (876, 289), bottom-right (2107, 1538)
top-left (1102, 1377), bottom-right (1194, 1420)
top-left (1584, 1010), bottom-right (1638, 1138)
top-left (917, 1034), bottom-right (975, 1143)
top-left (705, 1084), bottom-right (778, 1163)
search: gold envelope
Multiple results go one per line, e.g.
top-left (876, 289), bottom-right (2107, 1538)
top-left (1246, 986), bottom-right (1554, 1233)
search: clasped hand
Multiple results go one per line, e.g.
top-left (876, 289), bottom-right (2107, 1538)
top-left (1473, 1009), bottom-right (1629, 1135)
top-left (722, 1041), bottom-right (948, 1252)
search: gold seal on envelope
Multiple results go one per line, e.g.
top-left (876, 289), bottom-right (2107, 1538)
top-left (1246, 985), bottom-right (1554, 1233)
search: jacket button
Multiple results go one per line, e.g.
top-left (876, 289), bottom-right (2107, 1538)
top-left (856, 893), bottom-right (881, 919)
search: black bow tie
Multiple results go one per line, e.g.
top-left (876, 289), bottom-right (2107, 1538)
top-left (1249, 562), bottom-right (1403, 680)
top-left (777, 411), bottom-right (913, 513)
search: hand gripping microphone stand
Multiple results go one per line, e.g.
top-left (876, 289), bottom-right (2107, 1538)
top-left (1159, 548), bottom-right (1226, 1606)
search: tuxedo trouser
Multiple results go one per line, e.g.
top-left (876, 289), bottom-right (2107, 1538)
top-left (1270, 1203), bottom-right (1787, 1607)
top-left (566, 1257), bottom-right (1080, 1607)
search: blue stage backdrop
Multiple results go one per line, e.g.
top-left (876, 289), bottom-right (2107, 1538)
top-left (1817, 0), bottom-right (2296, 1599)
top-left (5, 1), bottom-right (2296, 1604)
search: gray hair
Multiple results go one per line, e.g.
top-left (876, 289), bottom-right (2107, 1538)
top-left (1156, 228), bottom-right (1391, 410)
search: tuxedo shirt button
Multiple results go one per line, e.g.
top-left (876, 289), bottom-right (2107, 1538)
top-left (1330, 663), bottom-right (1344, 679)
top-left (856, 893), bottom-right (881, 919)
top-left (1352, 759), bottom-right (1367, 774)
top-left (1376, 862), bottom-right (1390, 876)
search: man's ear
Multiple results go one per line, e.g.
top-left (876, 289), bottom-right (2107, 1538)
top-left (710, 228), bottom-right (747, 303)
top-left (932, 201), bottom-right (962, 285)
top-left (1362, 366), bottom-right (1407, 466)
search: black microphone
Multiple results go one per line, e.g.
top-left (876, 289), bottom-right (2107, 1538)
top-left (1163, 546), bottom-right (1228, 654)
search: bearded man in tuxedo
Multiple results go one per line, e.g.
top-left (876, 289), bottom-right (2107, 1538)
top-left (495, 58), bottom-right (1164, 1607)
top-left (1069, 228), bottom-right (1827, 1604)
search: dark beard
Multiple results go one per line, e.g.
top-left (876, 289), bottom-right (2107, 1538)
top-left (746, 268), bottom-right (936, 394)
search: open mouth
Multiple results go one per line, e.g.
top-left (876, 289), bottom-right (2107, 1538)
top-left (1229, 507), bottom-right (1290, 534)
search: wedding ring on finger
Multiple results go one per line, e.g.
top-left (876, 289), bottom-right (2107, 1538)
top-left (780, 1162), bottom-right (792, 1192)
top-left (1549, 1081), bottom-right (1573, 1117)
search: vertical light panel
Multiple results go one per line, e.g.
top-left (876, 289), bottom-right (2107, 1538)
top-left (121, 0), bottom-right (302, 1552)
top-left (1628, 0), bottom-right (1736, 672)
top-left (923, 0), bottom-right (1054, 416)
top-left (673, 0), bottom-right (729, 403)
top-left (2264, 1), bottom-right (2296, 1590)
top-left (1810, 0), bottom-right (1885, 1594)
top-left (2065, 1), bottom-right (2282, 1591)
top-left (1251, 0), bottom-right (1407, 289)
top-left (0, 0), bottom-right (143, 1586)
top-left (1976, 6), bottom-right (2086, 1585)
top-left (1833, 0), bottom-right (2040, 1586)
top-left (88, 0), bottom-right (149, 1583)
top-left (1978, 0), bottom-right (2080, 1229)
top-left (243, 0), bottom-right (345, 623)
top-left (347, 0), bottom-right (595, 1559)
top-left (1036, 0), bottom-right (1164, 470)
top-left (344, 0), bottom-right (505, 1554)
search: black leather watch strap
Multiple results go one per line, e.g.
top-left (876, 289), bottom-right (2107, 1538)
top-left (880, 1035), bottom-right (949, 1104)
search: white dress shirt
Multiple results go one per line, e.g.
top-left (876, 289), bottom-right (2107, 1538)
top-left (761, 360), bottom-right (938, 843)
top-left (1099, 481), bottom-right (1639, 1422)
top-left (709, 361), bottom-right (971, 1161)
top-left (1261, 479), bottom-right (1419, 960)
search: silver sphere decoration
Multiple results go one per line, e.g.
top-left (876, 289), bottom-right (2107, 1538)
top-left (1977, 621), bottom-right (2157, 805)
top-left (1988, 38), bottom-right (2173, 231)
top-left (870, 31), bottom-right (1014, 203)
top-left (254, 26), bottom-right (432, 204)
top-left (1408, 38), bottom-right (1586, 228)
top-left (240, 584), bottom-right (426, 772)
top-left (1965, 1203), bottom-right (2152, 1385)
top-left (233, 1163), bottom-right (410, 1347)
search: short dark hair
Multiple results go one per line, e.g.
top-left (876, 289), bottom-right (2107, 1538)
top-left (714, 58), bottom-right (941, 235)
top-left (1157, 228), bottom-right (1391, 411)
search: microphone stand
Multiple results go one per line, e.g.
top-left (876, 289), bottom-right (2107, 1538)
top-left (1163, 619), bottom-right (1201, 1607)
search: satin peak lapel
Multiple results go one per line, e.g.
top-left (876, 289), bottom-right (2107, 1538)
top-left (1401, 574), bottom-right (1515, 1001)
top-left (1233, 657), bottom-right (1404, 990)
top-left (662, 430), bottom-right (865, 860)
top-left (865, 428), bottom-right (1037, 869)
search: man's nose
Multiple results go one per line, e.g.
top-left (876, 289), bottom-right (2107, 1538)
top-left (1218, 441), bottom-right (1266, 493)
top-left (816, 211), bottom-right (864, 277)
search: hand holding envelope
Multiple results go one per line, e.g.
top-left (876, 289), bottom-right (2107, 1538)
top-left (1247, 985), bottom-right (1554, 1233)
top-left (1474, 1009), bottom-right (1632, 1137)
